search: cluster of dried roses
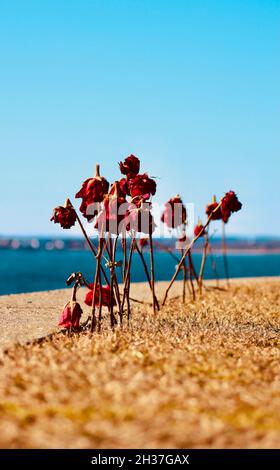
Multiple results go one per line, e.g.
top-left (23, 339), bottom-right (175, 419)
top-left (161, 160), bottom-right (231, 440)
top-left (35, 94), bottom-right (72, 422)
top-left (51, 154), bottom-right (242, 331)
top-left (51, 155), bottom-right (158, 331)
top-left (160, 191), bottom-right (242, 304)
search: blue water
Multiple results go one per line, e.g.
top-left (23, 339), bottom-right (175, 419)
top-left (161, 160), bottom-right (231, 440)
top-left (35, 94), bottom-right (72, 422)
top-left (1, 249), bottom-right (280, 295)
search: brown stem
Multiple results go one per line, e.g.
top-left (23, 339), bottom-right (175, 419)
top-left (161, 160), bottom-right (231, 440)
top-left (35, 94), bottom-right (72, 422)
top-left (122, 232), bottom-right (127, 283)
top-left (149, 233), bottom-right (156, 314)
top-left (90, 237), bottom-right (103, 332)
top-left (71, 281), bottom-right (79, 302)
top-left (182, 262), bottom-right (186, 303)
top-left (107, 233), bottom-right (116, 329)
top-left (181, 253), bottom-right (191, 303)
top-left (187, 252), bottom-right (196, 301)
top-left (121, 238), bottom-right (135, 320)
top-left (198, 233), bottom-right (209, 295)
top-left (222, 221), bottom-right (230, 288)
top-left (188, 250), bottom-right (199, 284)
top-left (208, 242), bottom-right (220, 287)
top-left (97, 269), bottom-right (103, 332)
top-left (134, 243), bottom-right (160, 310)
top-left (154, 240), bottom-right (181, 263)
top-left (112, 235), bottom-right (121, 325)
top-left (162, 202), bottom-right (222, 306)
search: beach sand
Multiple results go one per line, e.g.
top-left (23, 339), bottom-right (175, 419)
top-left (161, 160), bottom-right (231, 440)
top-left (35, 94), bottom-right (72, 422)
top-left (0, 277), bottom-right (279, 448)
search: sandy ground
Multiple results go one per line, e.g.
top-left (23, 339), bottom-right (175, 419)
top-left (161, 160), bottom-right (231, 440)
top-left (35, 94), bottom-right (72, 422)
top-left (0, 278), bottom-right (279, 448)
top-left (0, 277), bottom-right (278, 350)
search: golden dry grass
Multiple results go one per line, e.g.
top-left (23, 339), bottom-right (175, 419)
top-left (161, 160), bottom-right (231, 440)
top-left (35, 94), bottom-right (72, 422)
top-left (0, 280), bottom-right (280, 449)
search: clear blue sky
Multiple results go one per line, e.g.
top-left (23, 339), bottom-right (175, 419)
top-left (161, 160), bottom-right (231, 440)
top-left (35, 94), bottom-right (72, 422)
top-left (0, 0), bottom-right (279, 236)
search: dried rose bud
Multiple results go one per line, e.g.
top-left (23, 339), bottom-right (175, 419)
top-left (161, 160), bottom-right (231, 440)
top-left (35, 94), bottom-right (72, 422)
top-left (205, 195), bottom-right (222, 221)
top-left (75, 164), bottom-right (109, 220)
top-left (119, 154), bottom-right (140, 177)
top-left (194, 222), bottom-right (205, 238)
top-left (50, 199), bottom-right (77, 229)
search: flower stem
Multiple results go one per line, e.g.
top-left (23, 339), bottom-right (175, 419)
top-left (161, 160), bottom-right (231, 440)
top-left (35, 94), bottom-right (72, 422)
top-left (97, 268), bottom-right (103, 332)
top-left (222, 221), bottom-right (230, 288)
top-left (107, 233), bottom-right (117, 329)
top-left (149, 233), bottom-right (156, 315)
top-left (208, 242), bottom-right (220, 287)
top-left (187, 252), bottom-right (196, 301)
top-left (198, 232), bottom-right (209, 295)
top-left (90, 237), bottom-right (103, 332)
top-left (154, 240), bottom-right (181, 263)
top-left (122, 232), bottom-right (127, 283)
top-left (134, 242), bottom-right (160, 310)
top-left (121, 237), bottom-right (135, 322)
top-left (70, 201), bottom-right (110, 286)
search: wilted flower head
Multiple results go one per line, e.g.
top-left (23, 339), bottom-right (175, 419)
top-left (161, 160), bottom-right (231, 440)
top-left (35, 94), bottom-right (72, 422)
top-left (119, 154), bottom-right (140, 177)
top-left (161, 195), bottom-right (187, 228)
top-left (127, 173), bottom-right (156, 200)
top-left (84, 284), bottom-right (116, 308)
top-left (58, 301), bottom-right (83, 329)
top-left (206, 192), bottom-right (242, 224)
top-left (50, 199), bottom-right (77, 229)
top-left (205, 195), bottom-right (223, 221)
top-left (194, 220), bottom-right (205, 238)
top-left (221, 191), bottom-right (242, 215)
top-left (75, 164), bottom-right (109, 221)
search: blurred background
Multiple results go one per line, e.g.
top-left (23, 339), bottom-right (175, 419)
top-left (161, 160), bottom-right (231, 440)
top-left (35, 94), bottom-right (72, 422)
top-left (0, 0), bottom-right (280, 294)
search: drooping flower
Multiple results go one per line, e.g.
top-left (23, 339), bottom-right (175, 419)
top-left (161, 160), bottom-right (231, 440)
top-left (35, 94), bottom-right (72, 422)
top-left (50, 199), bottom-right (77, 229)
top-left (205, 195), bottom-right (223, 221)
top-left (161, 195), bottom-right (187, 228)
top-left (75, 164), bottom-right (109, 221)
top-left (125, 202), bottom-right (156, 235)
top-left (84, 284), bottom-right (116, 308)
top-left (119, 154), bottom-right (140, 177)
top-left (127, 173), bottom-right (156, 200)
top-left (194, 221), bottom-right (205, 238)
top-left (58, 301), bottom-right (83, 329)
top-left (221, 191), bottom-right (242, 215)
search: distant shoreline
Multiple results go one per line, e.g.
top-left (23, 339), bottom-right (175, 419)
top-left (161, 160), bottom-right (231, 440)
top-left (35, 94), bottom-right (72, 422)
top-left (1, 246), bottom-right (280, 255)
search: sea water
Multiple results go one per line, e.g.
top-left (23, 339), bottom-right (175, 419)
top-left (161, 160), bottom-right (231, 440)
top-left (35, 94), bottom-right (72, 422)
top-left (0, 249), bottom-right (280, 295)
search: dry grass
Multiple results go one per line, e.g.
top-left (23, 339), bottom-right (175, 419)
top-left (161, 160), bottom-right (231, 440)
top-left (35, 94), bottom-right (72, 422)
top-left (0, 280), bottom-right (280, 448)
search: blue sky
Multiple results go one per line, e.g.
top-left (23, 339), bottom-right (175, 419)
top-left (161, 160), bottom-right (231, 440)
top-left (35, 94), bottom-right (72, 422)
top-left (0, 0), bottom-right (279, 236)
